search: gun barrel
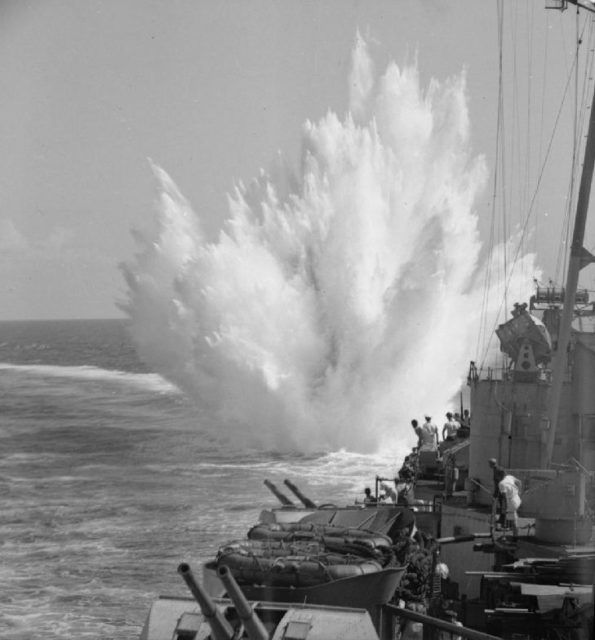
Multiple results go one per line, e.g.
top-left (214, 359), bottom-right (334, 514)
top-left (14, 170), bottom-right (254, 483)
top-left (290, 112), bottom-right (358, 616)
top-left (217, 566), bottom-right (269, 640)
top-left (437, 533), bottom-right (492, 544)
top-left (263, 479), bottom-right (294, 506)
top-left (177, 563), bottom-right (234, 640)
top-left (283, 479), bottom-right (317, 508)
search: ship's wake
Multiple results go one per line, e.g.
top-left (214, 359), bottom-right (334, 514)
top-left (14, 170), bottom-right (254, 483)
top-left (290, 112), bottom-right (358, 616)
top-left (120, 35), bottom-right (538, 454)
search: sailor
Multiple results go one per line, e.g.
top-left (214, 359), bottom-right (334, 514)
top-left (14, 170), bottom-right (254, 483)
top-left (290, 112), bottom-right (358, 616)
top-left (398, 455), bottom-right (416, 481)
top-left (388, 507), bottom-right (417, 542)
top-left (363, 487), bottom-right (377, 504)
top-left (458, 409), bottom-right (471, 437)
top-left (443, 451), bottom-right (457, 497)
top-left (394, 465), bottom-right (415, 500)
top-left (498, 474), bottom-right (522, 536)
top-left (411, 418), bottom-right (423, 448)
top-left (380, 482), bottom-right (397, 503)
top-left (488, 458), bottom-right (506, 526)
top-left (442, 412), bottom-right (459, 442)
top-left (461, 409), bottom-right (471, 428)
top-left (419, 415), bottom-right (439, 450)
top-left (452, 412), bottom-right (462, 432)
top-left (395, 478), bottom-right (414, 505)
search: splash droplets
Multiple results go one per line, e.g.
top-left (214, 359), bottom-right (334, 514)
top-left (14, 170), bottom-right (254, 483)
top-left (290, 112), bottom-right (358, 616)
top-left (121, 37), bottom-right (536, 454)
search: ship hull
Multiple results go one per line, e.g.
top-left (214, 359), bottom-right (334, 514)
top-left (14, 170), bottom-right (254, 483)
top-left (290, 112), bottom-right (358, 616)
top-left (204, 560), bottom-right (405, 609)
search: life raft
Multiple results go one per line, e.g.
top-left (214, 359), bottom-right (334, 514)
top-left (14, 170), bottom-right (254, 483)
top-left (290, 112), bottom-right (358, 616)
top-left (246, 522), bottom-right (393, 563)
top-left (248, 521), bottom-right (391, 541)
top-left (216, 539), bottom-right (384, 588)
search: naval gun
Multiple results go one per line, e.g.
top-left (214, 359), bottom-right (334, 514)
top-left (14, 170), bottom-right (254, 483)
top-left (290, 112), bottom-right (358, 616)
top-left (176, 563), bottom-right (269, 640)
top-left (177, 563), bottom-right (235, 640)
top-left (263, 480), bottom-right (295, 507)
top-left (217, 566), bottom-right (269, 640)
top-left (141, 562), bottom-right (380, 640)
top-left (283, 479), bottom-right (317, 508)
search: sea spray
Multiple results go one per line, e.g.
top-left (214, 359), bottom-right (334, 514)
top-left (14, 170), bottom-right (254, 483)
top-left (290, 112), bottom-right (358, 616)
top-left (120, 36), bottom-right (537, 455)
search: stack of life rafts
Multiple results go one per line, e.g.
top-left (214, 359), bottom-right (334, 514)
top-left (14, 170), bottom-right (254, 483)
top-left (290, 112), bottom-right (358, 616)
top-left (214, 521), bottom-right (396, 589)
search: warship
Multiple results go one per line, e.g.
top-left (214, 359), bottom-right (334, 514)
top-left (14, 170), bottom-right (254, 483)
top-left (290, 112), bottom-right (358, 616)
top-left (139, 2), bottom-right (595, 638)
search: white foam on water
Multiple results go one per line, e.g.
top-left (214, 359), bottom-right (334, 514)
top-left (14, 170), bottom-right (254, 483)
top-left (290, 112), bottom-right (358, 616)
top-left (0, 362), bottom-right (179, 394)
top-left (121, 35), bottom-right (538, 454)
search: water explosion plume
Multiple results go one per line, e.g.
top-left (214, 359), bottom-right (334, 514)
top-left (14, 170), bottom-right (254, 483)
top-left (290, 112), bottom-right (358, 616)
top-left (121, 36), bottom-right (537, 454)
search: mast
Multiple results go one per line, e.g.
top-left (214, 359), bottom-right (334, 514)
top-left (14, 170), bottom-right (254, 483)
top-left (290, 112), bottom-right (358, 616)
top-left (545, 8), bottom-right (595, 465)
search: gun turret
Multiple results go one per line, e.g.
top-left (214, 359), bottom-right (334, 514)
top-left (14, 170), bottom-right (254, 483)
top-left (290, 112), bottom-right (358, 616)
top-left (263, 479), bottom-right (295, 506)
top-left (496, 304), bottom-right (552, 365)
top-left (177, 563), bottom-right (234, 640)
top-left (283, 479), bottom-right (317, 509)
top-left (217, 566), bottom-right (269, 640)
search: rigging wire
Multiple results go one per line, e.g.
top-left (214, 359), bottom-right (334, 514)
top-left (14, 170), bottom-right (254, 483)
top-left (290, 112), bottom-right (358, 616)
top-left (535, 8), bottom-right (551, 261)
top-left (526, 0), bottom-right (535, 225)
top-left (515, 2), bottom-right (533, 293)
top-left (476, 0), bottom-right (505, 359)
top-left (478, 7), bottom-right (594, 373)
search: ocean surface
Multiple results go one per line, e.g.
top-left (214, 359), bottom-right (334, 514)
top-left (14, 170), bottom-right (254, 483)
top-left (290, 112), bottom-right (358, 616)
top-left (0, 319), bottom-right (394, 640)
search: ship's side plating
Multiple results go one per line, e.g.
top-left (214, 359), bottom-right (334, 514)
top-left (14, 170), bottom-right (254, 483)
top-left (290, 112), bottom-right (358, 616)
top-left (439, 291), bottom-right (595, 595)
top-left (468, 294), bottom-right (595, 514)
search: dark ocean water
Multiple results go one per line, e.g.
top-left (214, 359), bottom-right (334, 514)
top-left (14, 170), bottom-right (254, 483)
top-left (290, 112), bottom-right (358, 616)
top-left (0, 319), bottom-right (389, 639)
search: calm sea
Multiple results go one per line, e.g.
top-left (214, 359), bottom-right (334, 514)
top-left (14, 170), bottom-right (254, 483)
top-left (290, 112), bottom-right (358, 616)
top-left (0, 319), bottom-right (390, 639)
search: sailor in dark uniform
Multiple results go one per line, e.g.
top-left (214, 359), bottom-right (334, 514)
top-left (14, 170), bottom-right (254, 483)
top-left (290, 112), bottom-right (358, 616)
top-left (363, 487), bottom-right (377, 504)
top-left (488, 458), bottom-right (506, 526)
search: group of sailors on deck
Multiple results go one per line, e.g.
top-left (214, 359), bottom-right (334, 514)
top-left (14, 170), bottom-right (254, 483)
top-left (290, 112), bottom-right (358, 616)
top-left (361, 409), bottom-right (473, 507)
top-left (363, 480), bottom-right (413, 506)
top-left (411, 410), bottom-right (470, 453)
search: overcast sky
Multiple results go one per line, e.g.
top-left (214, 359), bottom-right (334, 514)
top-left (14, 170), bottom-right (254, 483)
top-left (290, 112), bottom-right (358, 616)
top-left (1, 1), bottom-right (592, 320)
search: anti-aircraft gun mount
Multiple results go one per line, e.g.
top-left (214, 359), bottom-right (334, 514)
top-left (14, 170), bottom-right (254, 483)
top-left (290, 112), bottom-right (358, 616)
top-left (495, 302), bottom-right (553, 382)
top-left (495, 287), bottom-right (593, 382)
